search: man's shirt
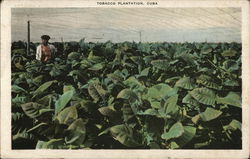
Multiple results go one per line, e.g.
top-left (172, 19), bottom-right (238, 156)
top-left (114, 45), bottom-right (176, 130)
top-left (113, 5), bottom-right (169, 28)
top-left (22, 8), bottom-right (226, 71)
top-left (36, 44), bottom-right (56, 61)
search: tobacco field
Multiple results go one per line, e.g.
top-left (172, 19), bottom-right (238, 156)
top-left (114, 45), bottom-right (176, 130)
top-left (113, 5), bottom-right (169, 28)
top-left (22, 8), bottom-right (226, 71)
top-left (11, 40), bottom-right (242, 149)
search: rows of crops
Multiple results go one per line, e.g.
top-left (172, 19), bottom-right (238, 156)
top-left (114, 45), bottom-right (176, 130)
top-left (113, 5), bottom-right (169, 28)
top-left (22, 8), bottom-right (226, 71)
top-left (12, 40), bottom-right (242, 149)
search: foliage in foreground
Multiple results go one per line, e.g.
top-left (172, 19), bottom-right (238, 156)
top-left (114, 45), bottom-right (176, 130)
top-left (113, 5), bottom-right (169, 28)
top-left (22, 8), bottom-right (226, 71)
top-left (11, 40), bottom-right (242, 149)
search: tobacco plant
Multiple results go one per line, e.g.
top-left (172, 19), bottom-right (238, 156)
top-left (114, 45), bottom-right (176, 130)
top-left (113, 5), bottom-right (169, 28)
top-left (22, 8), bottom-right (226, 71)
top-left (11, 40), bottom-right (242, 149)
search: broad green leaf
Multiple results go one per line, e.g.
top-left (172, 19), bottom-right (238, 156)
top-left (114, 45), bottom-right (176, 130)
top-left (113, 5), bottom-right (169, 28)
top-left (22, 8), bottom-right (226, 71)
top-left (107, 73), bottom-right (124, 83)
top-left (146, 84), bottom-right (178, 109)
top-left (36, 140), bottom-right (46, 149)
top-left (189, 88), bottom-right (216, 105)
top-left (216, 92), bottom-right (241, 108)
top-left (94, 83), bottom-right (108, 99)
top-left (67, 52), bottom-right (81, 60)
top-left (161, 122), bottom-right (184, 141)
top-left (175, 126), bottom-right (196, 148)
top-left (113, 49), bottom-right (122, 62)
top-left (151, 59), bottom-right (170, 71)
top-left (63, 85), bottom-right (75, 93)
top-left (123, 77), bottom-right (143, 88)
top-left (223, 79), bottom-right (239, 86)
top-left (117, 89), bottom-right (138, 103)
top-left (143, 55), bottom-right (155, 64)
top-left (15, 62), bottom-right (25, 70)
top-left (99, 106), bottom-right (122, 124)
top-left (221, 49), bottom-right (237, 57)
top-left (88, 63), bottom-right (105, 71)
top-left (223, 119), bottom-right (241, 131)
top-left (56, 106), bottom-right (78, 125)
top-left (32, 80), bottom-right (57, 97)
top-left (36, 94), bottom-right (54, 107)
top-left (110, 124), bottom-right (141, 147)
top-left (191, 114), bottom-right (200, 124)
top-left (201, 48), bottom-right (212, 54)
top-left (88, 83), bottom-right (107, 102)
top-left (148, 100), bottom-right (161, 109)
top-left (121, 104), bottom-right (134, 122)
top-left (55, 90), bottom-right (74, 114)
top-left (182, 94), bottom-right (199, 107)
top-left (88, 83), bottom-right (100, 102)
top-left (164, 95), bottom-right (179, 116)
top-left (88, 50), bottom-right (103, 62)
top-left (196, 75), bottom-right (221, 90)
top-left (49, 64), bottom-right (66, 77)
top-left (158, 108), bottom-right (172, 119)
top-left (174, 46), bottom-right (187, 58)
top-left (123, 77), bottom-right (146, 93)
top-left (169, 59), bottom-right (179, 65)
top-left (98, 106), bottom-right (116, 117)
top-left (222, 60), bottom-right (239, 72)
top-left (175, 77), bottom-right (195, 90)
top-left (33, 75), bottom-right (43, 85)
top-left (121, 68), bottom-right (129, 78)
top-left (147, 83), bottom-right (178, 100)
top-left (138, 67), bottom-right (150, 77)
top-left (200, 107), bottom-right (222, 121)
top-left (179, 53), bottom-right (197, 66)
top-left (68, 70), bottom-right (80, 77)
top-left (79, 59), bottom-right (92, 69)
top-left (21, 102), bottom-right (47, 118)
top-left (169, 141), bottom-right (179, 149)
top-left (65, 118), bottom-right (87, 145)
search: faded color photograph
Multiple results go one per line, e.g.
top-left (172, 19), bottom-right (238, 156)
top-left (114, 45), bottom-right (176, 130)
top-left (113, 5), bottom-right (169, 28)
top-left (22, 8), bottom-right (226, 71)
top-left (11, 8), bottom-right (242, 149)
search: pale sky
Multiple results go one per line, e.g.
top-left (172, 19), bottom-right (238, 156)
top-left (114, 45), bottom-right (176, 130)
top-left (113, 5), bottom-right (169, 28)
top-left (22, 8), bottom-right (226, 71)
top-left (11, 8), bottom-right (241, 42)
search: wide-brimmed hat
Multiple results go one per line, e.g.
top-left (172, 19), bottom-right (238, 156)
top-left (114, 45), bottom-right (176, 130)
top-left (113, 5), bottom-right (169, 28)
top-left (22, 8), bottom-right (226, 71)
top-left (41, 35), bottom-right (50, 40)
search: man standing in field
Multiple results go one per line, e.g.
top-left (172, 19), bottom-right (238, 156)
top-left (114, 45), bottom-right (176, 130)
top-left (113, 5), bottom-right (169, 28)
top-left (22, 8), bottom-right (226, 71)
top-left (36, 35), bottom-right (56, 62)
